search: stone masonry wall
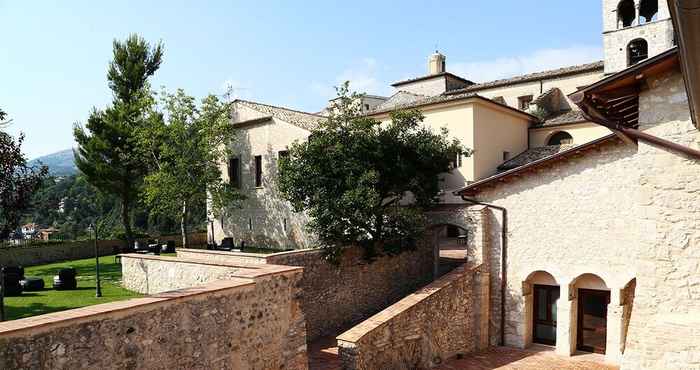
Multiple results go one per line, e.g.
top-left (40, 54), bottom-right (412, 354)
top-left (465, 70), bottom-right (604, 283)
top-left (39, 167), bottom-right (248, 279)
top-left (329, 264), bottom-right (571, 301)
top-left (336, 264), bottom-right (487, 370)
top-left (0, 232), bottom-right (206, 267)
top-left (266, 241), bottom-right (435, 342)
top-left (0, 273), bottom-right (307, 370)
top-left (121, 254), bottom-right (252, 294)
top-left (176, 248), bottom-right (268, 265)
top-left (474, 70), bottom-right (700, 368)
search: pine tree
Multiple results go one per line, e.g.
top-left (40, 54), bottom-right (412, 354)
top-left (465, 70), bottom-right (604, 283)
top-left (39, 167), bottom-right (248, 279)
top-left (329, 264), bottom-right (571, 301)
top-left (73, 34), bottom-right (163, 248)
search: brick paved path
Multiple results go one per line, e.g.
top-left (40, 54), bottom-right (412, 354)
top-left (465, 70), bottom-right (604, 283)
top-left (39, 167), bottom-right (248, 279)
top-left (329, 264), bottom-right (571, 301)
top-left (308, 337), bottom-right (619, 370)
top-left (435, 346), bottom-right (619, 370)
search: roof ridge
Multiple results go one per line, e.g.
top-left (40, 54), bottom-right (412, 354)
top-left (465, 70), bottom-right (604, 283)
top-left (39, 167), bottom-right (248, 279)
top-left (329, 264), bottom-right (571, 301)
top-left (445, 60), bottom-right (604, 95)
top-left (234, 99), bottom-right (324, 118)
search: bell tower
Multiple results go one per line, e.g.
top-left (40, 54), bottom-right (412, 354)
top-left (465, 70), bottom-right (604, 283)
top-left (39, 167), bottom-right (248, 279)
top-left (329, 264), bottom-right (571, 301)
top-left (602, 0), bottom-right (675, 74)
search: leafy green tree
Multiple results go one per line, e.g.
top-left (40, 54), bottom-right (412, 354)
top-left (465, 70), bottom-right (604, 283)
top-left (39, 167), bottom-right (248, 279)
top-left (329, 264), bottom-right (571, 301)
top-left (0, 108), bottom-right (48, 240)
top-left (278, 83), bottom-right (468, 260)
top-left (73, 34), bottom-right (163, 248)
top-left (139, 89), bottom-right (240, 247)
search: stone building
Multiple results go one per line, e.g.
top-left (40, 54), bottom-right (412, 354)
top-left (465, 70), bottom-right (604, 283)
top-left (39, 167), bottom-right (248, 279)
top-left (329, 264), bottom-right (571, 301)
top-left (453, 41), bottom-right (700, 368)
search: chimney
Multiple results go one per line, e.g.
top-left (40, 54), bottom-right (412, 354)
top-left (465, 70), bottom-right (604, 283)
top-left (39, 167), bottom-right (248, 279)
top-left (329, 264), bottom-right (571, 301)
top-left (428, 51), bottom-right (446, 75)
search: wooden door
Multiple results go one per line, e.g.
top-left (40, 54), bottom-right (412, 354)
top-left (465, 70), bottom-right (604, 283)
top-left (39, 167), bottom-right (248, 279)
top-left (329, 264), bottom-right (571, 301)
top-left (533, 284), bottom-right (559, 345)
top-left (577, 289), bottom-right (610, 354)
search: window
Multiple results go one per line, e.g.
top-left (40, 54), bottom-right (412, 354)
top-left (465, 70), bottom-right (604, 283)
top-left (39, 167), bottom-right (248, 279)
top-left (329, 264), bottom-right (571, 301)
top-left (363, 103), bottom-right (370, 111)
top-left (450, 152), bottom-right (462, 169)
top-left (547, 131), bottom-right (574, 145)
top-left (628, 39), bottom-right (649, 66)
top-left (617, 0), bottom-right (635, 28)
top-left (639, 0), bottom-right (658, 24)
top-left (248, 218), bottom-right (252, 231)
top-left (492, 96), bottom-right (506, 105)
top-left (503, 151), bottom-right (511, 161)
top-left (518, 95), bottom-right (533, 111)
top-left (228, 157), bottom-right (240, 188)
top-left (254, 155), bottom-right (262, 187)
top-left (283, 218), bottom-right (287, 232)
top-left (278, 150), bottom-right (289, 162)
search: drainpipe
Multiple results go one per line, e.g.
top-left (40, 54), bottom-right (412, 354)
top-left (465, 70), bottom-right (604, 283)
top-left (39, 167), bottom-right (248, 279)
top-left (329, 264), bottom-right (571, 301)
top-left (461, 196), bottom-right (508, 346)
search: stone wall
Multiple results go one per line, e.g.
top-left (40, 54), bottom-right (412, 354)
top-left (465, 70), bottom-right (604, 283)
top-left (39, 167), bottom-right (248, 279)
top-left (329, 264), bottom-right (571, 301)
top-left (0, 270), bottom-right (307, 370)
top-left (472, 70), bottom-right (700, 368)
top-left (0, 240), bottom-right (125, 267)
top-left (266, 242), bottom-right (435, 342)
top-left (336, 264), bottom-right (488, 370)
top-left (179, 241), bottom-right (436, 342)
top-left (121, 254), bottom-right (253, 294)
top-left (176, 248), bottom-right (268, 265)
top-left (0, 233), bottom-right (206, 267)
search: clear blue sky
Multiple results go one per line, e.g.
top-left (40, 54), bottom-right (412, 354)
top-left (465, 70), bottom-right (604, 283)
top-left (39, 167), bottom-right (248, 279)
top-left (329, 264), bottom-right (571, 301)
top-left (0, 1), bottom-right (603, 159)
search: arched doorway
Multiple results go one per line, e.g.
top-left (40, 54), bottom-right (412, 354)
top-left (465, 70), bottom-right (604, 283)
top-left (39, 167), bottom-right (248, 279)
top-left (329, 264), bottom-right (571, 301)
top-left (525, 271), bottom-right (560, 346)
top-left (571, 273), bottom-right (610, 354)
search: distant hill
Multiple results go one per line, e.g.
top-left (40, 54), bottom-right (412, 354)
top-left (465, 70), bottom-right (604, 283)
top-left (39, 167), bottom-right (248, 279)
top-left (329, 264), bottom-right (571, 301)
top-left (29, 149), bottom-right (78, 176)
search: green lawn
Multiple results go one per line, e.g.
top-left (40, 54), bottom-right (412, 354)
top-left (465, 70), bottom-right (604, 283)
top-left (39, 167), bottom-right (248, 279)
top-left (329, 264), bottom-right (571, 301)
top-left (3, 254), bottom-right (146, 321)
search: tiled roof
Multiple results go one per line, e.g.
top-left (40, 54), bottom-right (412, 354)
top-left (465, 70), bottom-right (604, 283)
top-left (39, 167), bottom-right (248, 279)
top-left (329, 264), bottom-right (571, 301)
top-left (534, 110), bottom-right (589, 128)
top-left (497, 144), bottom-right (575, 172)
top-left (374, 91), bottom-right (426, 112)
top-left (455, 134), bottom-right (617, 196)
top-left (366, 91), bottom-right (538, 121)
top-left (446, 61), bottom-right (604, 94)
top-left (391, 72), bottom-right (474, 87)
top-left (234, 99), bottom-right (324, 131)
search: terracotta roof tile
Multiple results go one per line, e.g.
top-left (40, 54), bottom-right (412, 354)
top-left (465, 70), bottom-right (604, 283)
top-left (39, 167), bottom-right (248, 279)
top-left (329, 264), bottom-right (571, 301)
top-left (497, 144), bottom-right (575, 172)
top-left (446, 61), bottom-right (604, 94)
top-left (391, 72), bottom-right (474, 87)
top-left (535, 110), bottom-right (588, 127)
top-left (234, 99), bottom-right (324, 131)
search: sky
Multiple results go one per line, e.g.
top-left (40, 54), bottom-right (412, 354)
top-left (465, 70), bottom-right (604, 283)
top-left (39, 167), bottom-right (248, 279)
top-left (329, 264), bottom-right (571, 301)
top-left (0, 1), bottom-right (603, 159)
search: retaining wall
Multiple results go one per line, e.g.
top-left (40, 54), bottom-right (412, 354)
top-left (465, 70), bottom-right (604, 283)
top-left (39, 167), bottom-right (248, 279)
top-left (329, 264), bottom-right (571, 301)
top-left (337, 264), bottom-right (489, 370)
top-left (177, 240), bottom-right (435, 342)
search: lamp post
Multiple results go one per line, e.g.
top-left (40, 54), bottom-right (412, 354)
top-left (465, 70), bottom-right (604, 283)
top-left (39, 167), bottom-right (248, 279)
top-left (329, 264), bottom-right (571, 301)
top-left (89, 223), bottom-right (102, 298)
top-left (0, 266), bottom-right (5, 322)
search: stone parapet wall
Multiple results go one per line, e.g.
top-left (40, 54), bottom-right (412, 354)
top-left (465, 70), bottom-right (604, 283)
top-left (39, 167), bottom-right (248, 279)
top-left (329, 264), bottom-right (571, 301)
top-left (0, 272), bottom-right (307, 370)
top-left (337, 264), bottom-right (488, 370)
top-left (121, 254), bottom-right (255, 294)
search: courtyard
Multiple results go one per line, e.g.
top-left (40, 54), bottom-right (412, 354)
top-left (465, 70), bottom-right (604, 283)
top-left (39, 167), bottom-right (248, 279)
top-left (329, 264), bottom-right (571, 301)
top-left (307, 338), bottom-right (619, 370)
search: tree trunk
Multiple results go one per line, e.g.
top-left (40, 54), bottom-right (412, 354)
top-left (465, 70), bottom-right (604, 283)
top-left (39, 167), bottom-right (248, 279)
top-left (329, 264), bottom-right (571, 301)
top-left (180, 200), bottom-right (189, 248)
top-left (121, 196), bottom-right (133, 250)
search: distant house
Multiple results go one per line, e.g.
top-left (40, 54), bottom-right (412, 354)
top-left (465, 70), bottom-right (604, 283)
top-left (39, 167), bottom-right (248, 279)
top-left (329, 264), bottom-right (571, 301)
top-left (20, 223), bottom-right (39, 239)
top-left (39, 227), bottom-right (59, 241)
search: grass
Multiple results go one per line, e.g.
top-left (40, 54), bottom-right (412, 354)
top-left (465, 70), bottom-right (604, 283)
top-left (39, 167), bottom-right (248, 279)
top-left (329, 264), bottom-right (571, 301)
top-left (3, 255), bottom-right (143, 321)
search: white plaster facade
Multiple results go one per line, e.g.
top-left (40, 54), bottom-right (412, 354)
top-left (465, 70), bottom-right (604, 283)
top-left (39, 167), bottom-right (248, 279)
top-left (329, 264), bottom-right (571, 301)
top-left (470, 70), bottom-right (700, 369)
